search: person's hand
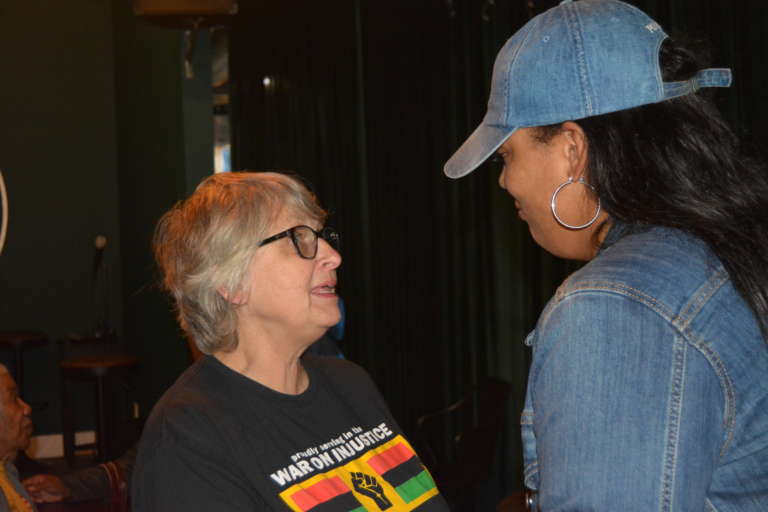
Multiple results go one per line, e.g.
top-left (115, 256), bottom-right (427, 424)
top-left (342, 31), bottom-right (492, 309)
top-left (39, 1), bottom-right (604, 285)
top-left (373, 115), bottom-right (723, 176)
top-left (22, 474), bottom-right (71, 503)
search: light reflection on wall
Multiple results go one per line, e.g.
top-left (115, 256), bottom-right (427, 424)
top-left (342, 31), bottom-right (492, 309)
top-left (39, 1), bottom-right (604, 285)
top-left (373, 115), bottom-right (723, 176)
top-left (213, 27), bottom-right (230, 173)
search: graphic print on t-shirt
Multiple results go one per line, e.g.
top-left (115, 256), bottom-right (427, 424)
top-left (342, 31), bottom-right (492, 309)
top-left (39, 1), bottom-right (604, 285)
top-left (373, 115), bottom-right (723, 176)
top-left (275, 431), bottom-right (439, 511)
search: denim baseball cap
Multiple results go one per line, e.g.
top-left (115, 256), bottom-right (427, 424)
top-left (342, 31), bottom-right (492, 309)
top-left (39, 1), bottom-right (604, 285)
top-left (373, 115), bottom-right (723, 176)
top-left (444, 0), bottom-right (732, 179)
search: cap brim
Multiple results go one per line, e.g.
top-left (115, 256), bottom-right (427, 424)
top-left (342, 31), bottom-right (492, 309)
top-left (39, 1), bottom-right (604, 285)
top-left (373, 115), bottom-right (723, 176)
top-left (443, 122), bottom-right (518, 179)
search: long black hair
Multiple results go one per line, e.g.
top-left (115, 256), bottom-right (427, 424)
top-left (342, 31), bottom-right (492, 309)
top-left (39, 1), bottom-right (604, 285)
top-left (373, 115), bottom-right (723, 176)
top-left (565, 38), bottom-right (768, 341)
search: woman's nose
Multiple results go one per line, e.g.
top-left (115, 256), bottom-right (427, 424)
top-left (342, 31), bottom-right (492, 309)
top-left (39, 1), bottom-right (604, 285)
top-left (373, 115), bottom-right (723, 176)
top-left (318, 239), bottom-right (342, 269)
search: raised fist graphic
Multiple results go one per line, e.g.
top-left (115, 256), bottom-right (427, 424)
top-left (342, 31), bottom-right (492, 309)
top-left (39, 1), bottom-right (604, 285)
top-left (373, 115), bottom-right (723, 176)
top-left (350, 472), bottom-right (392, 510)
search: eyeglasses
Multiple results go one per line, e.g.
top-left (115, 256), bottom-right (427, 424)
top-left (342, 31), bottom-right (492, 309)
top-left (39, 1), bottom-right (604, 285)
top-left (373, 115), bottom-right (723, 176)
top-left (257, 225), bottom-right (340, 259)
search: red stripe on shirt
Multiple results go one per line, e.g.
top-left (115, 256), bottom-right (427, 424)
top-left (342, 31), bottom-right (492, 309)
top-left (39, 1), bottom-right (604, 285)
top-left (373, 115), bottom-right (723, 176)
top-left (290, 476), bottom-right (350, 511)
top-left (367, 442), bottom-right (415, 475)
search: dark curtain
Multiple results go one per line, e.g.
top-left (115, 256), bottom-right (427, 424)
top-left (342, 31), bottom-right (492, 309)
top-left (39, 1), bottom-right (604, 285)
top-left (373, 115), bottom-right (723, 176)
top-left (633, 0), bottom-right (768, 142)
top-left (229, 0), bottom-right (768, 506)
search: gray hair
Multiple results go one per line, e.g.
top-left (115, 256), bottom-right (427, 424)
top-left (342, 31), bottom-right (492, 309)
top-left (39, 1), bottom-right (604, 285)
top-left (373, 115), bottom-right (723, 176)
top-left (153, 171), bottom-right (327, 354)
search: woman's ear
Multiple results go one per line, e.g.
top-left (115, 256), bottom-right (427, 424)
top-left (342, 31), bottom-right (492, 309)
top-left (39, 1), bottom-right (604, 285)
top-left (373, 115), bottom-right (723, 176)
top-left (559, 121), bottom-right (589, 179)
top-left (218, 286), bottom-right (246, 305)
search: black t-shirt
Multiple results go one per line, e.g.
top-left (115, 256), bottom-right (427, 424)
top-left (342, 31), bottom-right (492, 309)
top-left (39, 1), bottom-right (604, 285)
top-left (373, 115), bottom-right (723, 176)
top-left (131, 354), bottom-right (449, 511)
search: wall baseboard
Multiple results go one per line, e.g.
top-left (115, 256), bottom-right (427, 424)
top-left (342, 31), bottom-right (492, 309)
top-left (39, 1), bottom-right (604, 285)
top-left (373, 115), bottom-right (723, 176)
top-left (28, 431), bottom-right (95, 459)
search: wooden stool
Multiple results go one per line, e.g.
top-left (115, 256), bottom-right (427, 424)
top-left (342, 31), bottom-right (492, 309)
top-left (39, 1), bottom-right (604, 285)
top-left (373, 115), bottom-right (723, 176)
top-left (60, 350), bottom-right (138, 467)
top-left (0, 330), bottom-right (47, 397)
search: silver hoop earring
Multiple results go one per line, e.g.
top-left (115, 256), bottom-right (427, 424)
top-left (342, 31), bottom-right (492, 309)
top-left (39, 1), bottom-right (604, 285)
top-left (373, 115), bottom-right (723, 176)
top-left (550, 177), bottom-right (601, 230)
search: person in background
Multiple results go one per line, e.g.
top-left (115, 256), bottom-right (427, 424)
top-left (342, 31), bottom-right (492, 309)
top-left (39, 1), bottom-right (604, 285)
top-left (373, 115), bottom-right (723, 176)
top-left (132, 172), bottom-right (449, 511)
top-left (22, 447), bottom-right (134, 507)
top-left (444, 0), bottom-right (768, 509)
top-left (0, 364), bottom-right (35, 511)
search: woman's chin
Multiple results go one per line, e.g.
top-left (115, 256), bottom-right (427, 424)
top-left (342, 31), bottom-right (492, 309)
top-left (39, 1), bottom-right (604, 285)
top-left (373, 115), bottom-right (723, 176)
top-left (325, 310), bottom-right (342, 329)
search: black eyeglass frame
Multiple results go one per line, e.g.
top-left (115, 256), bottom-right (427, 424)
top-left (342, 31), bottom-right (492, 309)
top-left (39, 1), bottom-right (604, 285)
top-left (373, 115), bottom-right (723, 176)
top-left (257, 225), bottom-right (340, 260)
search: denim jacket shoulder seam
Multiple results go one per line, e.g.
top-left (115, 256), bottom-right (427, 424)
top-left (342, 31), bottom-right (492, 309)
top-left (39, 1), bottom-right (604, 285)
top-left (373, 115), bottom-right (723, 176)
top-left (677, 328), bottom-right (736, 459)
top-left (539, 281), bottom-right (736, 460)
top-left (675, 266), bottom-right (729, 330)
top-left (543, 281), bottom-right (674, 325)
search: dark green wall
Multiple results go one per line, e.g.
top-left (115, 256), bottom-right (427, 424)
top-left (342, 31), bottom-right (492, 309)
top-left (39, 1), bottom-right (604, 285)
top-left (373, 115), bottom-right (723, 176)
top-left (0, 0), bottom-right (212, 436)
top-left (112, 0), bottom-right (213, 417)
top-left (0, 0), bottom-right (123, 435)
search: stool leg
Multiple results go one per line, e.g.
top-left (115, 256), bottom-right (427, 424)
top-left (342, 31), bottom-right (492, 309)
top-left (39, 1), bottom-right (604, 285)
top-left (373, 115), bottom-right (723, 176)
top-left (95, 375), bottom-right (108, 462)
top-left (61, 371), bottom-right (75, 468)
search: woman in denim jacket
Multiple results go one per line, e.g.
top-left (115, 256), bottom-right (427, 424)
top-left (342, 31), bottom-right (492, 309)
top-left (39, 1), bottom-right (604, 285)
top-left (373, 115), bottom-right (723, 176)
top-left (444, 0), bottom-right (768, 510)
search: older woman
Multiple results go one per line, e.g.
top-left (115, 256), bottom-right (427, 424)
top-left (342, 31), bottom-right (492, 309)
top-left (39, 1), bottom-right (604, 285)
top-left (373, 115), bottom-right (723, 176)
top-left (132, 172), bottom-right (448, 511)
top-left (445, 0), bottom-right (768, 510)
